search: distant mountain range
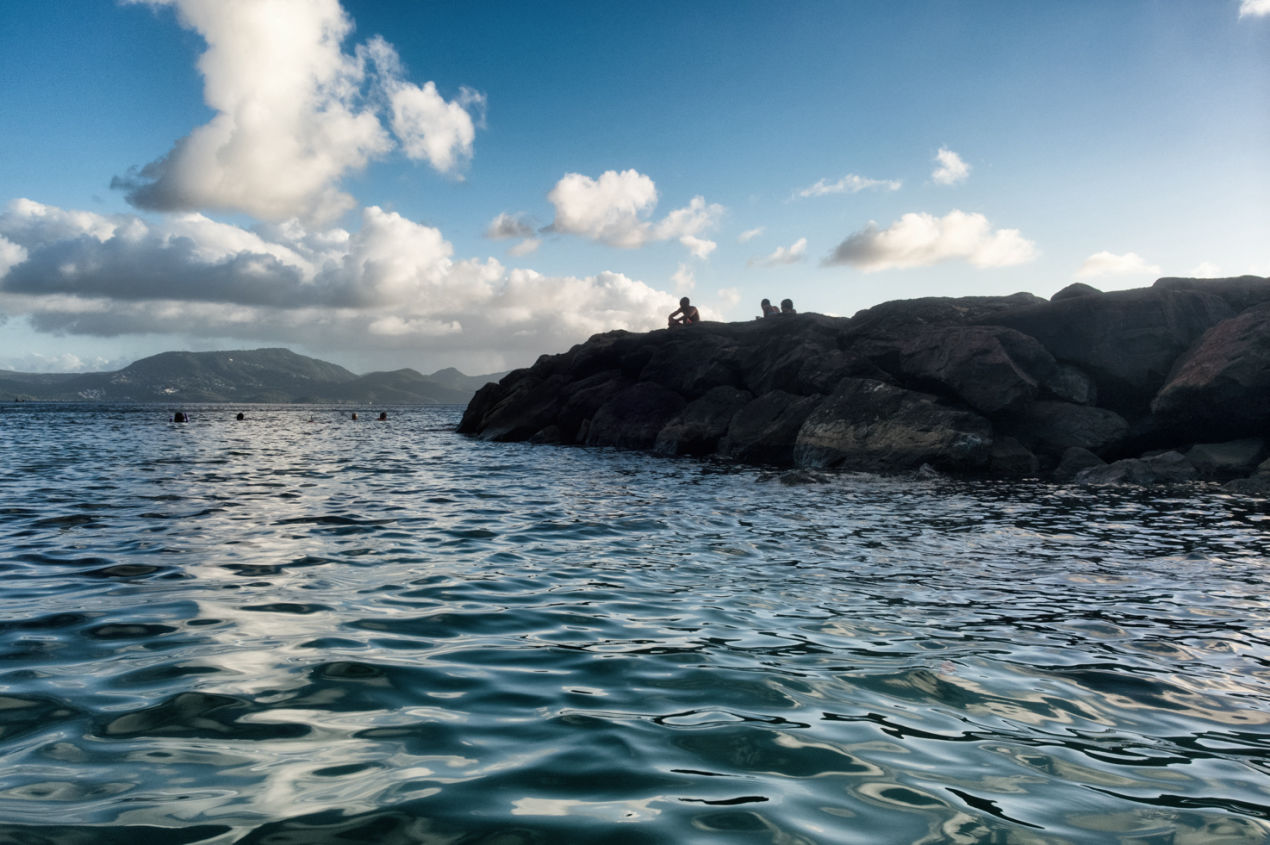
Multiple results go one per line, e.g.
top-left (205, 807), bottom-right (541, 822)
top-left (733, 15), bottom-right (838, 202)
top-left (0, 348), bottom-right (505, 404)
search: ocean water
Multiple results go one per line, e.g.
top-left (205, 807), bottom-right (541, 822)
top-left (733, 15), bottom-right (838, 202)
top-left (0, 403), bottom-right (1268, 845)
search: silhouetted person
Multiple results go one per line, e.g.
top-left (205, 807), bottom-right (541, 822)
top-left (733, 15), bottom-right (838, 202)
top-left (378, 411), bottom-right (388, 421)
top-left (668, 297), bottom-right (700, 327)
top-left (236, 412), bottom-right (245, 421)
top-left (760, 298), bottom-right (780, 318)
top-left (780, 298), bottom-right (796, 314)
top-left (172, 412), bottom-right (187, 423)
top-left (351, 412), bottom-right (358, 421)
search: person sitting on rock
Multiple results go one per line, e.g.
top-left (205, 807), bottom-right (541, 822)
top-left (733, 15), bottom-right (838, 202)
top-left (780, 298), bottom-right (796, 314)
top-left (760, 298), bottom-right (780, 318)
top-left (667, 297), bottom-right (700, 327)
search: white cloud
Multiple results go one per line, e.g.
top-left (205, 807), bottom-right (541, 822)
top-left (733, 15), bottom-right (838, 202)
top-left (671, 262), bottom-right (695, 294)
top-left (363, 36), bottom-right (484, 174)
top-left (485, 212), bottom-right (536, 240)
top-left (796, 174), bottom-right (901, 198)
top-left (114, 0), bottom-right (482, 224)
top-left (1076, 251), bottom-right (1162, 278)
top-left (1240, 0), bottom-right (1270, 17)
top-left (0, 235), bottom-right (28, 279)
top-left (0, 199), bottom-right (679, 370)
top-left (748, 237), bottom-right (807, 267)
top-left (678, 235), bottom-right (717, 259)
top-left (716, 287), bottom-right (741, 309)
top-left (932, 148), bottom-right (970, 186)
top-left (546, 170), bottom-right (723, 256)
top-left (508, 238), bottom-right (541, 257)
top-left (824, 210), bottom-right (1037, 271)
top-left (1188, 261), bottom-right (1222, 277)
top-left (738, 227), bottom-right (764, 243)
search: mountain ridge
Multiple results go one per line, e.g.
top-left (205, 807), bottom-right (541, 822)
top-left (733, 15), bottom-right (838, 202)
top-left (1, 348), bottom-right (504, 404)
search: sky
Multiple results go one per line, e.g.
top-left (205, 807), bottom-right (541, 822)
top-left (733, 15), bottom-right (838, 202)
top-left (0, 0), bottom-right (1266, 376)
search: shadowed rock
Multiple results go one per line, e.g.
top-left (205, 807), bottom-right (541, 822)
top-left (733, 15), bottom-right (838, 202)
top-left (459, 276), bottom-right (1270, 485)
top-left (1151, 302), bottom-right (1270, 440)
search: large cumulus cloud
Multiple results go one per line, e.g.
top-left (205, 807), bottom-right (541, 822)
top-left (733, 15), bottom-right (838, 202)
top-left (113, 0), bottom-right (483, 225)
top-left (0, 199), bottom-right (677, 371)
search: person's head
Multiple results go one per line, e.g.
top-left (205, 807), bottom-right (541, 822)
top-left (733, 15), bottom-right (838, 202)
top-left (781, 298), bottom-right (794, 311)
top-left (761, 298), bottom-right (771, 307)
top-left (679, 297), bottom-right (692, 308)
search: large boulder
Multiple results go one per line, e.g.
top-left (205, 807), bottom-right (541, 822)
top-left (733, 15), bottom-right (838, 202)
top-left (991, 287), bottom-right (1234, 415)
top-left (1075, 451), bottom-right (1198, 485)
top-left (1003, 400), bottom-right (1129, 458)
top-left (1150, 303), bottom-right (1270, 440)
top-left (792, 378), bottom-right (992, 472)
top-left (654, 386), bottom-right (753, 457)
top-left (1184, 438), bottom-right (1267, 480)
top-left (890, 326), bottom-right (1053, 415)
top-left (1153, 276), bottom-right (1270, 314)
top-left (719, 391), bottom-right (822, 466)
top-left (584, 382), bottom-right (686, 449)
top-left (460, 373), bottom-right (568, 442)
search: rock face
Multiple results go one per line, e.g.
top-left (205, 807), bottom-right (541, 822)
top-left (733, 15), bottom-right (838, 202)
top-left (459, 276), bottom-right (1270, 484)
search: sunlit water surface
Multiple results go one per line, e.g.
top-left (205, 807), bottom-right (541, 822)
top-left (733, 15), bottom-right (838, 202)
top-left (1, 404), bottom-right (1268, 844)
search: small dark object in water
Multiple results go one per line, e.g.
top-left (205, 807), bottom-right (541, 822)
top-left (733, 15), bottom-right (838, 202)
top-left (351, 412), bottom-right (358, 421)
top-left (378, 411), bottom-right (388, 421)
top-left (172, 412), bottom-right (188, 423)
top-left (236, 412), bottom-right (245, 421)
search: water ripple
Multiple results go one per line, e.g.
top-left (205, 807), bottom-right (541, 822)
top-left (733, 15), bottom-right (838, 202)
top-left (0, 404), bottom-right (1268, 842)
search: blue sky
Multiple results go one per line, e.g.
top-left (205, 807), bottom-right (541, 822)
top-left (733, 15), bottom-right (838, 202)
top-left (0, 0), bottom-right (1266, 375)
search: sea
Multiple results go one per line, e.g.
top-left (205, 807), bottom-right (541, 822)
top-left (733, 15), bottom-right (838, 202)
top-left (0, 403), bottom-right (1268, 844)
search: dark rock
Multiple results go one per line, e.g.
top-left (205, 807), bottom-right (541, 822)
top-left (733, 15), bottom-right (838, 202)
top-left (585, 382), bottom-right (686, 449)
top-left (1223, 471), bottom-right (1270, 495)
top-left (1153, 275), bottom-right (1270, 314)
top-left (464, 373), bottom-right (568, 442)
top-left (557, 370), bottom-right (627, 442)
top-left (459, 278), bottom-right (1270, 479)
top-left (892, 326), bottom-right (1043, 415)
top-left (1051, 282), bottom-right (1102, 301)
top-left (793, 378), bottom-right (992, 473)
top-left (992, 287), bottom-right (1235, 415)
top-left (1075, 450), bottom-right (1197, 485)
top-left (1047, 364), bottom-right (1097, 405)
top-left (988, 437), bottom-right (1039, 477)
top-left (719, 391), bottom-right (822, 466)
top-left (1053, 446), bottom-right (1105, 482)
top-left (1185, 438), bottom-right (1266, 480)
top-left (1151, 303), bottom-right (1270, 440)
top-left (654, 386), bottom-right (753, 457)
top-left (638, 332), bottom-right (743, 396)
top-left (1004, 401), bottom-right (1129, 458)
top-left (757, 469), bottom-right (831, 486)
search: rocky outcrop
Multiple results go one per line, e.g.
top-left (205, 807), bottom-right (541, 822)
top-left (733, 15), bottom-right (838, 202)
top-left (459, 276), bottom-right (1270, 486)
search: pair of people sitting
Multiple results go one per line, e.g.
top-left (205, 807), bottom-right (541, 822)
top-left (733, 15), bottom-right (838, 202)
top-left (760, 298), bottom-right (796, 318)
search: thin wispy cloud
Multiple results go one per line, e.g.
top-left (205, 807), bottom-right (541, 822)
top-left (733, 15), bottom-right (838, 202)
top-left (795, 174), bottom-right (901, 199)
top-left (931, 148), bottom-right (970, 186)
top-left (1076, 251), bottom-right (1162, 278)
top-left (546, 169), bottom-right (724, 257)
top-left (748, 237), bottom-right (807, 267)
top-left (112, 0), bottom-right (484, 225)
top-left (824, 210), bottom-right (1036, 271)
top-left (738, 227), bottom-right (765, 243)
